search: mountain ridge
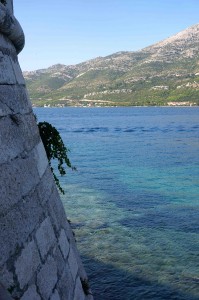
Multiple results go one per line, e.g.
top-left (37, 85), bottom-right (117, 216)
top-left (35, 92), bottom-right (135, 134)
top-left (24, 23), bottom-right (199, 107)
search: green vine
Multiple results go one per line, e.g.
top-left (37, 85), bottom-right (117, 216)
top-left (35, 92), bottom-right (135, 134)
top-left (38, 121), bottom-right (76, 194)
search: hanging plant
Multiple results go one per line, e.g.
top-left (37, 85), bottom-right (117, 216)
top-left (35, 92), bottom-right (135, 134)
top-left (38, 121), bottom-right (76, 194)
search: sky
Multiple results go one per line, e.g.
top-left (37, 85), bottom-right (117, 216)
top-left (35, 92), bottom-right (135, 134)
top-left (14, 0), bottom-right (199, 71)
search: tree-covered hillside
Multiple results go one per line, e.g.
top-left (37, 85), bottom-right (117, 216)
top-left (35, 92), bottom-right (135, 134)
top-left (24, 24), bottom-right (199, 107)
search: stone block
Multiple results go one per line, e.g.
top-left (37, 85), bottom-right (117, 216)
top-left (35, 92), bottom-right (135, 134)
top-left (47, 185), bottom-right (68, 233)
top-left (35, 217), bottom-right (56, 260)
top-left (0, 85), bottom-right (32, 117)
top-left (0, 113), bottom-right (40, 164)
top-left (17, 152), bottom-right (40, 197)
top-left (0, 161), bottom-right (22, 214)
top-left (57, 267), bottom-right (74, 300)
top-left (0, 116), bottom-right (24, 164)
top-left (34, 141), bottom-right (48, 179)
top-left (0, 155), bottom-right (41, 214)
top-left (0, 33), bottom-right (13, 50)
top-left (21, 285), bottom-right (41, 300)
top-left (74, 277), bottom-right (85, 300)
top-left (52, 246), bottom-right (65, 278)
top-left (64, 219), bottom-right (76, 243)
top-left (0, 186), bottom-right (44, 266)
top-left (0, 209), bottom-right (24, 265)
top-left (37, 167), bottom-right (54, 206)
top-left (11, 57), bottom-right (25, 85)
top-left (15, 240), bottom-right (41, 289)
top-left (19, 188), bottom-right (44, 238)
top-left (0, 265), bottom-right (14, 291)
top-left (0, 53), bottom-right (16, 84)
top-left (70, 243), bottom-right (88, 279)
top-left (50, 289), bottom-right (60, 300)
top-left (68, 247), bottom-right (79, 282)
top-left (22, 113), bottom-right (41, 154)
top-left (59, 229), bottom-right (70, 260)
top-left (37, 256), bottom-right (57, 300)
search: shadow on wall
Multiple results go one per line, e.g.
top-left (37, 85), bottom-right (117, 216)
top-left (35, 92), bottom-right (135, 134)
top-left (82, 256), bottom-right (198, 300)
top-left (0, 284), bottom-right (13, 300)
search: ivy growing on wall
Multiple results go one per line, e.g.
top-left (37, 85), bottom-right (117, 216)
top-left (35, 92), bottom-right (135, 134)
top-left (38, 121), bottom-right (76, 194)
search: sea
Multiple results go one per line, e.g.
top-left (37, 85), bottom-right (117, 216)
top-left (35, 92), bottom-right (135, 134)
top-left (34, 107), bottom-right (199, 300)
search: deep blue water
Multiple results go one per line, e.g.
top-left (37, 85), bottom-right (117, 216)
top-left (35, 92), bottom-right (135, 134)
top-left (34, 107), bottom-right (199, 300)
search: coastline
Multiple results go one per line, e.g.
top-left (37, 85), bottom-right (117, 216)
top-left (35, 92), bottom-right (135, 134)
top-left (32, 104), bottom-right (199, 108)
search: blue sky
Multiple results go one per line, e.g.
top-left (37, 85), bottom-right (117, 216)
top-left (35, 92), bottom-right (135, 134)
top-left (15, 0), bottom-right (199, 71)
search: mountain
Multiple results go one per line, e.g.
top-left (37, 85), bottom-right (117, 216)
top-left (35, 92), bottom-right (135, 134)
top-left (24, 24), bottom-right (199, 107)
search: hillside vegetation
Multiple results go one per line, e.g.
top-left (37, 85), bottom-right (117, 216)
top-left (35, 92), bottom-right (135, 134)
top-left (24, 24), bottom-right (199, 107)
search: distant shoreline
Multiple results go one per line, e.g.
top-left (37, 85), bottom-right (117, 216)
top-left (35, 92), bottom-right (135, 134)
top-left (32, 105), bottom-right (199, 108)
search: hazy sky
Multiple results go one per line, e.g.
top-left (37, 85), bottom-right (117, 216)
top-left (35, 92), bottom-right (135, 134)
top-left (14, 0), bottom-right (199, 71)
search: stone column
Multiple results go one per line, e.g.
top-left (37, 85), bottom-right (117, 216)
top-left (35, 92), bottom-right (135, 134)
top-left (0, 1), bottom-right (93, 299)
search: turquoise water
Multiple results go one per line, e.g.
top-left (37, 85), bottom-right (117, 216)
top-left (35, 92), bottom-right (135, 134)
top-left (35, 107), bottom-right (199, 300)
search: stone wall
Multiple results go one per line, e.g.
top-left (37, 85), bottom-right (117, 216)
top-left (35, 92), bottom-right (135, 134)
top-left (0, 2), bottom-right (93, 299)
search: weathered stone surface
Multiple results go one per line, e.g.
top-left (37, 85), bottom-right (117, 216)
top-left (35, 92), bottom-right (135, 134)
top-left (0, 32), bottom-right (14, 50)
top-left (11, 57), bottom-right (25, 85)
top-left (86, 295), bottom-right (94, 300)
top-left (0, 85), bottom-right (32, 117)
top-left (0, 113), bottom-right (40, 164)
top-left (0, 283), bottom-right (13, 300)
top-left (0, 155), bottom-right (41, 214)
top-left (15, 240), bottom-right (41, 289)
top-left (0, 265), bottom-right (14, 290)
top-left (48, 185), bottom-right (68, 233)
top-left (0, 187), bottom-right (44, 266)
top-left (36, 217), bottom-right (56, 260)
top-left (34, 141), bottom-right (48, 179)
top-left (19, 160), bottom-right (39, 196)
top-left (21, 285), bottom-right (41, 300)
top-left (74, 277), bottom-right (85, 300)
top-left (0, 162), bottom-right (22, 214)
top-left (52, 246), bottom-right (65, 278)
top-left (57, 267), bottom-right (74, 300)
top-left (68, 247), bottom-right (79, 282)
top-left (37, 167), bottom-right (54, 206)
top-left (5, 0), bottom-right (13, 13)
top-left (0, 52), bottom-right (16, 84)
top-left (64, 220), bottom-right (77, 244)
top-left (70, 243), bottom-right (88, 280)
top-left (19, 188), bottom-right (44, 238)
top-left (21, 113), bottom-right (41, 155)
top-left (50, 289), bottom-right (60, 300)
top-left (37, 256), bottom-right (57, 300)
top-left (0, 209), bottom-right (24, 265)
top-left (0, 116), bottom-right (24, 164)
top-left (59, 229), bottom-right (70, 260)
